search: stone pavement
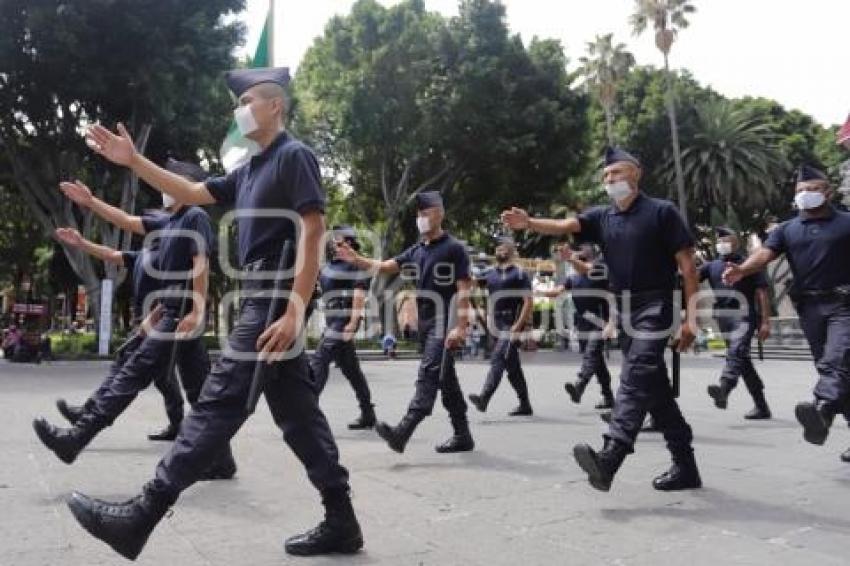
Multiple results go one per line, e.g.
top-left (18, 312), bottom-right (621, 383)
top-left (1, 350), bottom-right (849, 565)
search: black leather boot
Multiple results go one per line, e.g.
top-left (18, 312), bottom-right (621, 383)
top-left (147, 421), bottom-right (180, 442)
top-left (573, 437), bottom-right (629, 492)
top-left (66, 489), bottom-right (171, 560)
top-left (468, 393), bottom-right (489, 413)
top-left (841, 447), bottom-right (850, 463)
top-left (198, 445), bottom-right (237, 481)
top-left (595, 391), bottom-right (614, 410)
top-left (652, 451), bottom-right (702, 491)
top-left (707, 378), bottom-right (735, 410)
top-left (744, 389), bottom-right (772, 420)
top-left (508, 396), bottom-right (533, 416)
top-left (33, 417), bottom-right (100, 464)
top-left (56, 398), bottom-right (87, 425)
top-left (795, 400), bottom-right (836, 445)
top-left (564, 378), bottom-right (588, 404)
top-left (284, 487), bottom-right (363, 556)
top-left (435, 419), bottom-right (475, 453)
top-left (348, 404), bottom-right (376, 430)
top-left (599, 410), bottom-right (612, 424)
top-left (375, 411), bottom-right (424, 453)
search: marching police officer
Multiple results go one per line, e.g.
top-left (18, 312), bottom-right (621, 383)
top-left (726, 165), bottom-right (850, 460)
top-left (542, 244), bottom-right (615, 409)
top-left (336, 191), bottom-right (475, 454)
top-left (34, 160), bottom-right (225, 468)
top-left (65, 67), bottom-right (362, 559)
top-left (503, 147), bottom-right (702, 492)
top-left (701, 227), bottom-right (772, 419)
top-left (311, 225), bottom-right (376, 429)
top-left (468, 236), bottom-right (534, 416)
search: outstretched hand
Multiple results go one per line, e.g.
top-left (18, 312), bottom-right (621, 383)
top-left (501, 207), bottom-right (530, 231)
top-left (59, 181), bottom-right (94, 208)
top-left (85, 123), bottom-right (137, 167)
top-left (54, 227), bottom-right (83, 248)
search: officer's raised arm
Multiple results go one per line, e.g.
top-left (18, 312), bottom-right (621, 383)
top-left (58, 180), bottom-right (146, 235)
top-left (85, 123), bottom-right (216, 206)
top-left (334, 240), bottom-right (401, 275)
top-left (501, 206), bottom-right (582, 236)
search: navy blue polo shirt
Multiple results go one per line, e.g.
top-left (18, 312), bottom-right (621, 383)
top-left (142, 206), bottom-right (213, 278)
top-left (699, 253), bottom-right (767, 317)
top-left (558, 261), bottom-right (610, 320)
top-left (485, 264), bottom-right (531, 330)
top-left (393, 232), bottom-right (471, 324)
top-left (319, 259), bottom-right (370, 331)
top-left (205, 132), bottom-right (325, 267)
top-left (576, 193), bottom-right (694, 293)
top-left (122, 247), bottom-right (160, 318)
top-left (763, 206), bottom-right (850, 292)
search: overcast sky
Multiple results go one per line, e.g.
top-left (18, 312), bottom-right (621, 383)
top-left (238, 0), bottom-right (849, 127)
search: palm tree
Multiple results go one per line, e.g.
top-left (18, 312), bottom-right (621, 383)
top-left (630, 0), bottom-right (696, 226)
top-left (662, 100), bottom-right (789, 230)
top-left (578, 34), bottom-right (636, 145)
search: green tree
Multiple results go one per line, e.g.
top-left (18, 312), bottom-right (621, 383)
top-left (577, 34), bottom-right (635, 146)
top-left (661, 100), bottom-right (789, 233)
top-left (0, 0), bottom-right (243, 323)
top-left (630, 0), bottom-right (697, 226)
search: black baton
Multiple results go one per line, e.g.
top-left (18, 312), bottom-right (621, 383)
top-left (245, 241), bottom-right (294, 415)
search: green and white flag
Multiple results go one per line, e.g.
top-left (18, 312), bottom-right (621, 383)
top-left (220, 2), bottom-right (274, 172)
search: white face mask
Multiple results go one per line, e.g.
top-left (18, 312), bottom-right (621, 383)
top-left (605, 180), bottom-right (632, 202)
top-left (234, 103), bottom-right (259, 137)
top-left (162, 192), bottom-right (177, 210)
top-left (794, 190), bottom-right (826, 211)
top-left (416, 216), bottom-right (431, 235)
top-left (715, 242), bottom-right (733, 256)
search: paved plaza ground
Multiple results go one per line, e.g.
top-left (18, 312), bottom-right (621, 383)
top-left (2, 350), bottom-right (849, 565)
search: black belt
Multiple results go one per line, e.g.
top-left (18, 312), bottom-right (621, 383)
top-left (793, 285), bottom-right (850, 301)
top-left (242, 255), bottom-right (284, 272)
top-left (325, 299), bottom-right (351, 310)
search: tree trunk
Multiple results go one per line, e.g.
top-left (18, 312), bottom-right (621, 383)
top-left (604, 104), bottom-right (615, 146)
top-left (663, 54), bottom-right (689, 228)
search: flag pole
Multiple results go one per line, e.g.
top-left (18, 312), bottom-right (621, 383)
top-left (267, 0), bottom-right (275, 67)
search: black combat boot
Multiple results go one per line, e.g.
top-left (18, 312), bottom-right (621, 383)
top-left (468, 393), bottom-right (489, 413)
top-left (564, 377), bottom-right (589, 404)
top-left (375, 411), bottom-right (424, 453)
top-left (66, 488), bottom-right (171, 560)
top-left (795, 400), bottom-right (836, 445)
top-left (435, 418), bottom-right (475, 453)
top-left (508, 394), bottom-right (533, 417)
top-left (285, 487), bottom-right (363, 556)
top-left (573, 437), bottom-right (629, 492)
top-left (707, 378), bottom-right (735, 410)
top-left (595, 390), bottom-right (615, 410)
top-left (652, 450), bottom-right (703, 491)
top-left (599, 410), bottom-right (612, 424)
top-left (56, 398), bottom-right (87, 425)
top-left (348, 404), bottom-right (376, 430)
top-left (33, 417), bottom-right (100, 464)
top-left (198, 445), bottom-right (237, 481)
top-left (744, 389), bottom-right (772, 420)
top-left (147, 421), bottom-right (180, 442)
top-left (841, 447), bottom-right (850, 463)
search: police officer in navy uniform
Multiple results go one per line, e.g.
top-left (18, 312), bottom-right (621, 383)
top-left (34, 161), bottom-right (225, 469)
top-left (725, 165), bottom-right (850, 461)
top-left (543, 244), bottom-right (615, 409)
top-left (67, 67), bottom-right (362, 559)
top-left (311, 225), bottom-right (376, 429)
top-left (701, 226), bottom-right (773, 419)
top-left (468, 236), bottom-right (534, 416)
top-left (503, 147), bottom-right (702, 492)
top-left (336, 191), bottom-right (475, 454)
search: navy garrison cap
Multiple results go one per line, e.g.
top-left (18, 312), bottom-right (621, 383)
top-left (415, 191), bottom-right (444, 210)
top-left (225, 67), bottom-right (291, 97)
top-left (165, 158), bottom-right (208, 182)
top-left (332, 225), bottom-right (360, 249)
top-left (493, 235), bottom-right (516, 247)
top-left (603, 146), bottom-right (641, 168)
top-left (796, 164), bottom-right (828, 183)
top-left (715, 226), bottom-right (736, 237)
